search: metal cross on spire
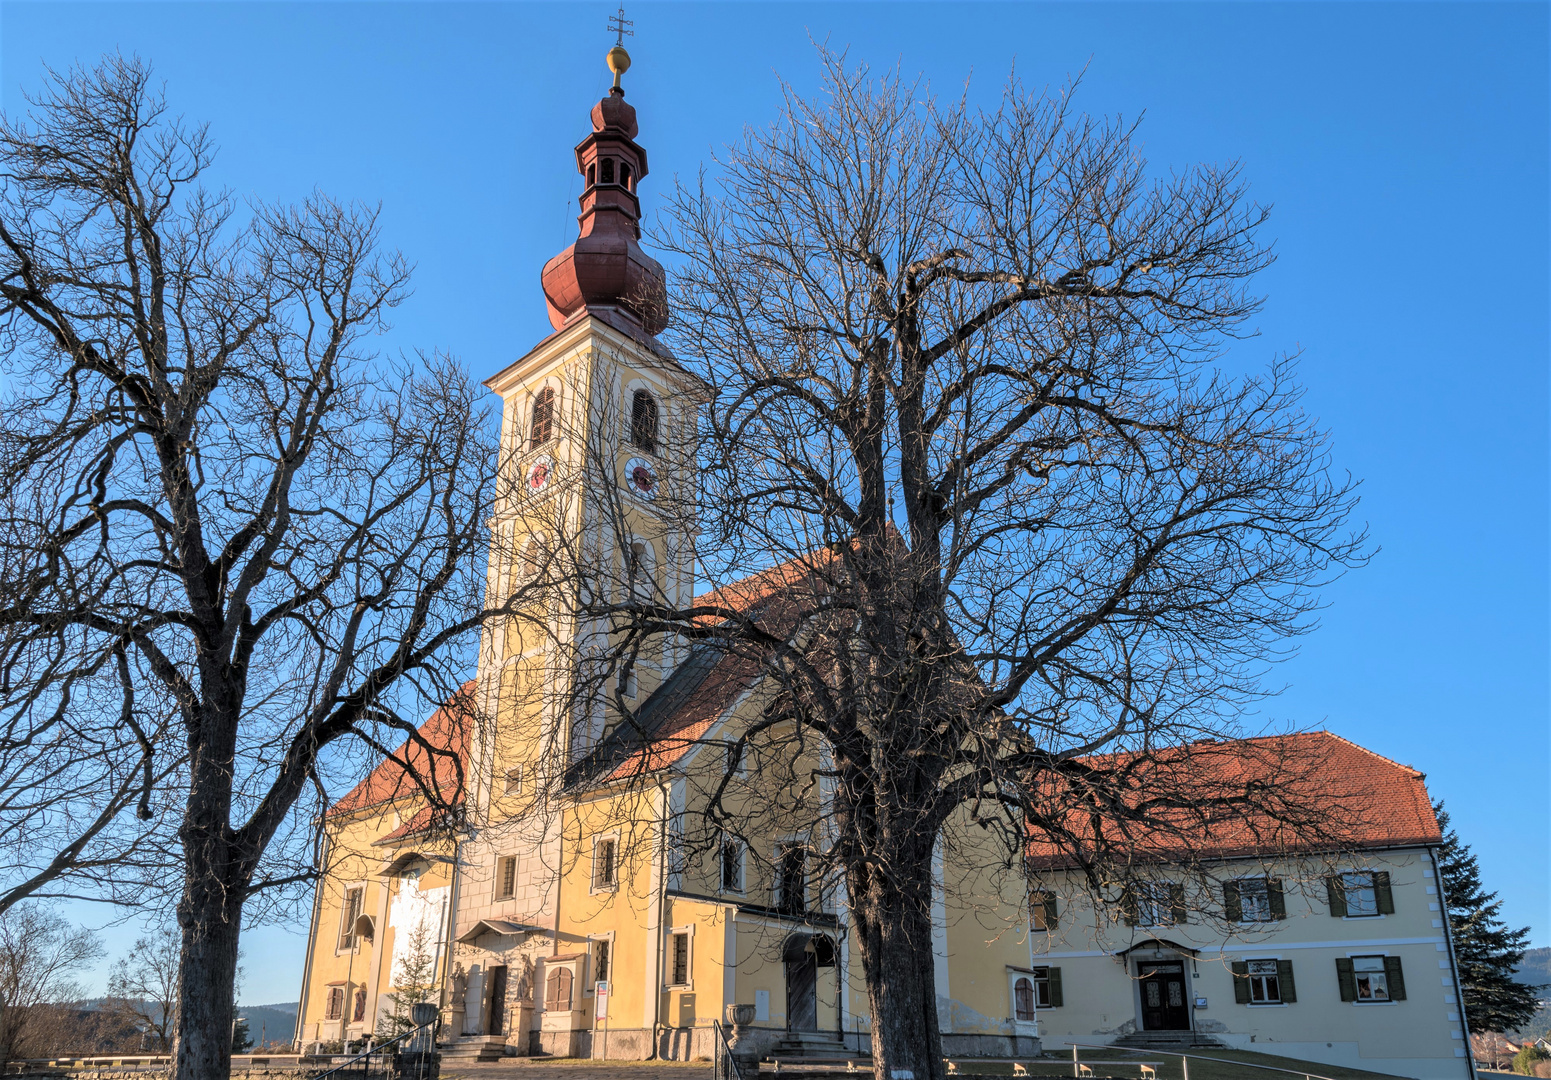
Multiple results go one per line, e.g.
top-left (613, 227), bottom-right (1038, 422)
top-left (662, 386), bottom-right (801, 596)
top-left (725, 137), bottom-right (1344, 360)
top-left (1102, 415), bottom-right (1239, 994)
top-left (607, 5), bottom-right (634, 46)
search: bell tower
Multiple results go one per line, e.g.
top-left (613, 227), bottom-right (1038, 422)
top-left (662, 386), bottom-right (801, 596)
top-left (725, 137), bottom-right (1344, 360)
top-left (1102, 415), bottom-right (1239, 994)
top-left (473, 34), bottom-right (700, 825)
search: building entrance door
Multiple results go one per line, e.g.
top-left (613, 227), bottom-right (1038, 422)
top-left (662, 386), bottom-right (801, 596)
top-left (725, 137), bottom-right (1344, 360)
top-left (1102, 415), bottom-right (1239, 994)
top-left (784, 937), bottom-right (817, 1031)
top-left (486, 966), bottom-right (508, 1036)
top-left (1138, 962), bottom-right (1190, 1031)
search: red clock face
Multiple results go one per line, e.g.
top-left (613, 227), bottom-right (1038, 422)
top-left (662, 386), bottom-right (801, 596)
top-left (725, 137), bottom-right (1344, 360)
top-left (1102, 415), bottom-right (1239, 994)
top-left (527, 457), bottom-right (552, 493)
top-left (625, 456), bottom-right (657, 499)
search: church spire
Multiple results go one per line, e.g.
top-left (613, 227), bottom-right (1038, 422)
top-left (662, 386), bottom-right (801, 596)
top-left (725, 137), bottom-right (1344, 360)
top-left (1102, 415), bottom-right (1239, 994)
top-left (540, 14), bottom-right (669, 337)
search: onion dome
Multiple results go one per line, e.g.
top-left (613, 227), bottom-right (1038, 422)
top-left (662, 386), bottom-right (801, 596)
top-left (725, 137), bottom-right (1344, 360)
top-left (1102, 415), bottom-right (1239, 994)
top-left (540, 45), bottom-right (669, 336)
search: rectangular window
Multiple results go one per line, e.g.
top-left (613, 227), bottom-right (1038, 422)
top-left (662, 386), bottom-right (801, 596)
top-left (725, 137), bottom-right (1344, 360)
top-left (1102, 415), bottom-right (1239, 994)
top-left (504, 766), bottom-right (523, 796)
top-left (720, 838), bottom-right (744, 893)
top-left (1133, 882), bottom-right (1182, 927)
top-left (670, 931), bottom-right (690, 986)
top-left (1247, 959), bottom-right (1282, 1003)
top-left (325, 986), bottom-right (345, 1020)
top-left (1353, 955), bottom-right (1390, 1001)
top-left (1343, 873), bottom-right (1379, 917)
top-left (338, 887), bottom-right (364, 950)
top-left (593, 939), bottom-right (610, 985)
top-left (593, 837), bottom-right (617, 890)
top-left (1031, 891), bottom-right (1058, 931)
top-left (496, 855), bottom-right (518, 900)
top-left (1239, 879), bottom-right (1272, 922)
top-left (776, 842), bottom-right (805, 915)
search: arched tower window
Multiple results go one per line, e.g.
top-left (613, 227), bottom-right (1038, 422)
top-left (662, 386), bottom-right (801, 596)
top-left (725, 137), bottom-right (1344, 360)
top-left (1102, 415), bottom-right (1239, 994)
top-left (586, 163), bottom-right (596, 186)
top-left (600, 158), bottom-right (615, 184)
top-left (620, 163), bottom-right (633, 190)
top-left (529, 386), bottom-right (555, 449)
top-left (630, 389), bottom-right (658, 453)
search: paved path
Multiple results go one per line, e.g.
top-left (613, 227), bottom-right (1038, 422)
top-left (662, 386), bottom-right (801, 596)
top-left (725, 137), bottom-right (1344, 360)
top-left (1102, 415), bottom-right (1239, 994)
top-left (440, 1064), bottom-right (714, 1080)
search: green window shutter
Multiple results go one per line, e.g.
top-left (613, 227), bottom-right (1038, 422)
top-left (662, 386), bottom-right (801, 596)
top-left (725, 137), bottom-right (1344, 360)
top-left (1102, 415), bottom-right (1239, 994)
top-left (1276, 959), bottom-right (1297, 1003)
top-left (1325, 875), bottom-right (1347, 918)
top-left (1043, 894), bottom-right (1060, 931)
top-left (1223, 881), bottom-right (1242, 923)
top-left (1335, 958), bottom-right (1356, 1002)
top-left (1374, 872), bottom-right (1395, 915)
top-left (1048, 966), bottom-right (1063, 1007)
top-left (1169, 882), bottom-right (1187, 925)
top-left (1268, 879), bottom-right (1286, 919)
top-left (1383, 955), bottom-right (1406, 1000)
top-left (1231, 961), bottom-right (1251, 1004)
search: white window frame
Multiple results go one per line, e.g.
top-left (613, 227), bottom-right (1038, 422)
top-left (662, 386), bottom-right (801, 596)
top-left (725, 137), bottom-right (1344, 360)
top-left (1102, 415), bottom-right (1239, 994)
top-left (591, 833), bottom-right (620, 894)
top-left (665, 924), bottom-right (694, 990)
top-left (1343, 871), bottom-right (1381, 918)
top-left (1135, 882), bottom-right (1173, 928)
top-left (1351, 954), bottom-right (1393, 1004)
top-left (1245, 958), bottom-right (1283, 1005)
top-left (585, 931), bottom-right (615, 997)
top-left (1237, 877), bottom-right (1274, 923)
top-left (503, 764), bottom-right (524, 797)
top-left (495, 854), bottom-right (518, 901)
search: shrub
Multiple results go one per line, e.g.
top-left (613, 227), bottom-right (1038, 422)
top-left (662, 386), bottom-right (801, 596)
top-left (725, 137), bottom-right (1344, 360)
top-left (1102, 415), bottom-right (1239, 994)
top-left (1513, 1044), bottom-right (1550, 1075)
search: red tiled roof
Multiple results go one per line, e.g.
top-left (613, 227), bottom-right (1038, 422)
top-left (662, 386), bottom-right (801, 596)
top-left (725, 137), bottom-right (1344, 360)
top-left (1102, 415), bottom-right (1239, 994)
top-left (328, 682), bottom-right (475, 818)
top-left (1024, 731), bottom-right (1440, 868)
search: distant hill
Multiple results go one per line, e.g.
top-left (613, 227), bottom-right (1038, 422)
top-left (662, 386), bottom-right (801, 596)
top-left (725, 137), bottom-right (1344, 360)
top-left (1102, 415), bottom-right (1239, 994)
top-left (1517, 947), bottom-right (1551, 989)
top-left (235, 1003), bottom-right (298, 1047)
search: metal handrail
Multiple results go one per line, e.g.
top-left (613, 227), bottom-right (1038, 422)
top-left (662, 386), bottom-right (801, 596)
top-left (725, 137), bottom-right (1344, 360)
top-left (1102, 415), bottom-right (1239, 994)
top-left (713, 1020), bottom-right (744, 1080)
top-left (1066, 1041), bottom-right (1347, 1080)
top-left (311, 1020), bottom-right (438, 1080)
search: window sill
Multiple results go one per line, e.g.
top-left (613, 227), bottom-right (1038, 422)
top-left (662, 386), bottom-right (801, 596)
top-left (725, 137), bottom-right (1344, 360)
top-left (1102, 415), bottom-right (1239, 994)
top-left (665, 983), bottom-right (693, 992)
top-left (1342, 914), bottom-right (1385, 921)
top-left (590, 885), bottom-right (619, 896)
top-left (1246, 1003), bottom-right (1290, 1008)
top-left (1350, 1000), bottom-right (1398, 1006)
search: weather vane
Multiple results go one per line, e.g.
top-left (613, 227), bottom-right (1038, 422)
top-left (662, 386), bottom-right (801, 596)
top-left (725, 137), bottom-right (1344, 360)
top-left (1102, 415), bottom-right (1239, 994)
top-left (607, 5), bottom-right (634, 47)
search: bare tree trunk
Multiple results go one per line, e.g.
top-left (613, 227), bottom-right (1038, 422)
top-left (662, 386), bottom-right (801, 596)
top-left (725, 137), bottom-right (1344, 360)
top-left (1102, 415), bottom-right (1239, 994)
top-left (173, 887), bottom-right (242, 1079)
top-left (850, 853), bottom-right (944, 1080)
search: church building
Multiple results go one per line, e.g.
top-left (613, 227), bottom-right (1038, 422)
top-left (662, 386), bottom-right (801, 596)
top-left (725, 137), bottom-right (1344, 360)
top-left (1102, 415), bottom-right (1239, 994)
top-left (292, 41), bottom-right (1474, 1080)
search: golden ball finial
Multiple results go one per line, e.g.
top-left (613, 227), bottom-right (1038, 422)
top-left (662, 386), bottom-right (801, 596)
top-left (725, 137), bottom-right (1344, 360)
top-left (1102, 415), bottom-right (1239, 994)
top-left (607, 44), bottom-right (631, 89)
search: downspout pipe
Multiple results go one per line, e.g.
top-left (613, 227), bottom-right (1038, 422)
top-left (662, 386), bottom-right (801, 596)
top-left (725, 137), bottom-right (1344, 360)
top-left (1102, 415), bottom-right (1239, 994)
top-left (647, 779), bottom-right (670, 1060)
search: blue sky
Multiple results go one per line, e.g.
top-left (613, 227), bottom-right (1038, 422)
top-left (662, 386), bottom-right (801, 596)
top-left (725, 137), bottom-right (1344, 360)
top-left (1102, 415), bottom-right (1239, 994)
top-left (3, 2), bottom-right (1545, 1006)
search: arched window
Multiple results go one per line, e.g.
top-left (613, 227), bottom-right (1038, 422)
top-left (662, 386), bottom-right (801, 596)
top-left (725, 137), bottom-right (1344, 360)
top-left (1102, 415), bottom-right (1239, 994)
top-left (620, 163), bottom-right (633, 190)
top-left (521, 536), bottom-right (542, 582)
top-left (545, 967), bottom-right (573, 1012)
top-left (1014, 977), bottom-right (1035, 1021)
top-left (630, 389), bottom-right (658, 452)
top-left (529, 386), bottom-right (555, 449)
top-left (586, 163), bottom-right (596, 185)
top-left (600, 159), bottom-right (615, 184)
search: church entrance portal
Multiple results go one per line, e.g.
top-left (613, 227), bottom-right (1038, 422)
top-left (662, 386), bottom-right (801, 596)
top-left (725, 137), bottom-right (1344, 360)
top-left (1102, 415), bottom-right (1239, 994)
top-left (783, 934), bottom-right (835, 1032)
top-left (486, 966), bottom-right (508, 1036)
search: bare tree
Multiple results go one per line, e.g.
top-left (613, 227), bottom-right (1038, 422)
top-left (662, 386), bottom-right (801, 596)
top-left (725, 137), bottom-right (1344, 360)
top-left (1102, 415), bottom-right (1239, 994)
top-left (0, 905), bottom-right (101, 1069)
top-left (571, 52), bottom-right (1370, 1078)
top-left (105, 924), bottom-right (180, 1051)
top-left (0, 55), bottom-right (509, 1080)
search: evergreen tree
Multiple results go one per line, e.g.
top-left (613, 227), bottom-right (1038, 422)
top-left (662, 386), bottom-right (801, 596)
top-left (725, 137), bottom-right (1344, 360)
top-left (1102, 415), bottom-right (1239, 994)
top-left (375, 917), bottom-right (440, 1040)
top-left (230, 1018), bottom-right (252, 1054)
top-left (1436, 801), bottom-right (1542, 1033)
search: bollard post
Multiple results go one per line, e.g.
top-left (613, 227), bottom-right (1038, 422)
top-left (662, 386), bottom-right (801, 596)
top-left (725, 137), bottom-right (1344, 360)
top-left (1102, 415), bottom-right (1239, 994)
top-left (1182, 1056), bottom-right (1190, 1080)
top-left (1073, 1043), bottom-right (1079, 1078)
